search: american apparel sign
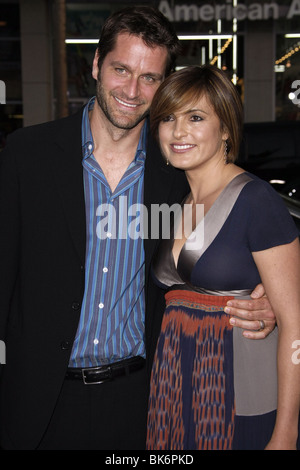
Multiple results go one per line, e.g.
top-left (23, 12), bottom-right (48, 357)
top-left (158, 0), bottom-right (300, 22)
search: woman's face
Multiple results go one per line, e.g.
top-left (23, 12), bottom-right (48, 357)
top-left (158, 93), bottom-right (228, 172)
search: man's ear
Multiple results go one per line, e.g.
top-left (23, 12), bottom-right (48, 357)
top-left (92, 50), bottom-right (100, 80)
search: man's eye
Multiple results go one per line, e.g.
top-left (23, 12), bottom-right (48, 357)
top-left (143, 75), bottom-right (155, 83)
top-left (115, 68), bottom-right (126, 74)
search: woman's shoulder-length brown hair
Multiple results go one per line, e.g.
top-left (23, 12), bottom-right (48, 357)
top-left (150, 65), bottom-right (244, 163)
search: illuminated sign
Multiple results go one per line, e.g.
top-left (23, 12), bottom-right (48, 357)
top-left (158, 0), bottom-right (300, 22)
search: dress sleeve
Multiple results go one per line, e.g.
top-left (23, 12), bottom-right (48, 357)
top-left (245, 179), bottom-right (299, 252)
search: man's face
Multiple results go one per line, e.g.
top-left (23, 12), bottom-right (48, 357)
top-left (92, 32), bottom-right (169, 130)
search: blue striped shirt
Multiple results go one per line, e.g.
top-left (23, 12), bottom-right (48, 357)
top-left (69, 97), bottom-right (146, 367)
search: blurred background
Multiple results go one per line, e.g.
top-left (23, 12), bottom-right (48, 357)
top-left (0, 0), bottom-right (300, 226)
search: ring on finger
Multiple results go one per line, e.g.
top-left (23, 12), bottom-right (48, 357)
top-left (259, 320), bottom-right (265, 331)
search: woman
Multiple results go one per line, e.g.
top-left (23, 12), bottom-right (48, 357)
top-left (146, 65), bottom-right (300, 450)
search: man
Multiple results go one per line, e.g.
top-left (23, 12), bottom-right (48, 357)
top-left (0, 6), bottom-right (275, 450)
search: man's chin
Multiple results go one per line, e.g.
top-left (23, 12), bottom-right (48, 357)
top-left (110, 113), bottom-right (148, 130)
top-left (95, 96), bottom-right (149, 130)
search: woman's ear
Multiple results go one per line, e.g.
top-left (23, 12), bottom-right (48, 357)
top-left (222, 128), bottom-right (229, 142)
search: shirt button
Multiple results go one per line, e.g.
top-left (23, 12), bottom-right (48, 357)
top-left (99, 303), bottom-right (104, 309)
top-left (93, 339), bottom-right (99, 345)
top-left (107, 232), bottom-right (112, 238)
top-left (103, 267), bottom-right (108, 273)
top-left (61, 341), bottom-right (70, 350)
top-left (72, 302), bottom-right (80, 311)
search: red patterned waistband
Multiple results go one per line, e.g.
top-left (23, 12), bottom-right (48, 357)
top-left (165, 289), bottom-right (234, 307)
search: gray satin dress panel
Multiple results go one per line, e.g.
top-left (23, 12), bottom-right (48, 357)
top-left (151, 172), bottom-right (299, 416)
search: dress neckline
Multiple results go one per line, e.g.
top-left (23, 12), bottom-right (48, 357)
top-left (173, 171), bottom-right (248, 269)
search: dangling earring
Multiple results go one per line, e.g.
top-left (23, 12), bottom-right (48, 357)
top-left (166, 158), bottom-right (169, 166)
top-left (224, 140), bottom-right (228, 165)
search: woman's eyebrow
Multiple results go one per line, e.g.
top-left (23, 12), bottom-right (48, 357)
top-left (184, 108), bottom-right (209, 115)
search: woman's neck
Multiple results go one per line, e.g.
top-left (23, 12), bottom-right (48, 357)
top-left (185, 162), bottom-right (243, 206)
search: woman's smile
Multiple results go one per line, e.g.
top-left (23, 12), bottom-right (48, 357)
top-left (170, 143), bottom-right (196, 153)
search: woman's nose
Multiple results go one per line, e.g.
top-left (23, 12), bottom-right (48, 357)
top-left (173, 120), bottom-right (187, 139)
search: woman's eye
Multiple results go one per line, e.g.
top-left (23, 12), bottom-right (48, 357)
top-left (161, 115), bottom-right (174, 122)
top-left (190, 115), bottom-right (203, 121)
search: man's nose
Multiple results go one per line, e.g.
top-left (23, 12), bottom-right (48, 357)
top-left (123, 77), bottom-right (140, 99)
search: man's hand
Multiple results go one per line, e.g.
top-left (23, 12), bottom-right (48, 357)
top-left (224, 283), bottom-right (276, 339)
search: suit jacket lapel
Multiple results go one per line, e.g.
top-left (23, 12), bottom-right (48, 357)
top-left (49, 110), bottom-right (86, 266)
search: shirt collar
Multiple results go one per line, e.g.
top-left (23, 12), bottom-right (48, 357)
top-left (81, 97), bottom-right (95, 160)
top-left (135, 117), bottom-right (147, 164)
top-left (81, 96), bottom-right (148, 164)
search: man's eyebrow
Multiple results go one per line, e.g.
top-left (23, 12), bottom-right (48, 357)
top-left (110, 61), bottom-right (129, 70)
top-left (110, 61), bottom-right (164, 80)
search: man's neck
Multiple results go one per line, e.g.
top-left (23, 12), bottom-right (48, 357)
top-left (88, 100), bottom-right (145, 192)
top-left (89, 100), bottom-right (144, 154)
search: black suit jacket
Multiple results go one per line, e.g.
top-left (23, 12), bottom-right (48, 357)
top-left (0, 109), bottom-right (188, 449)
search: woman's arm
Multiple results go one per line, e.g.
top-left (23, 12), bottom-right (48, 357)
top-left (252, 238), bottom-right (300, 450)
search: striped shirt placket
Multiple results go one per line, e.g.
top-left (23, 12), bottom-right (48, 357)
top-left (69, 97), bottom-right (147, 368)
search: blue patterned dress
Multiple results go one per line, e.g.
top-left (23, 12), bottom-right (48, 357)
top-left (146, 173), bottom-right (299, 450)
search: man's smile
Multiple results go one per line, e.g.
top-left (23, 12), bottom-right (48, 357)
top-left (114, 96), bottom-right (140, 109)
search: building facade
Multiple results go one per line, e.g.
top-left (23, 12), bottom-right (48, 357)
top-left (0, 0), bottom-right (300, 141)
